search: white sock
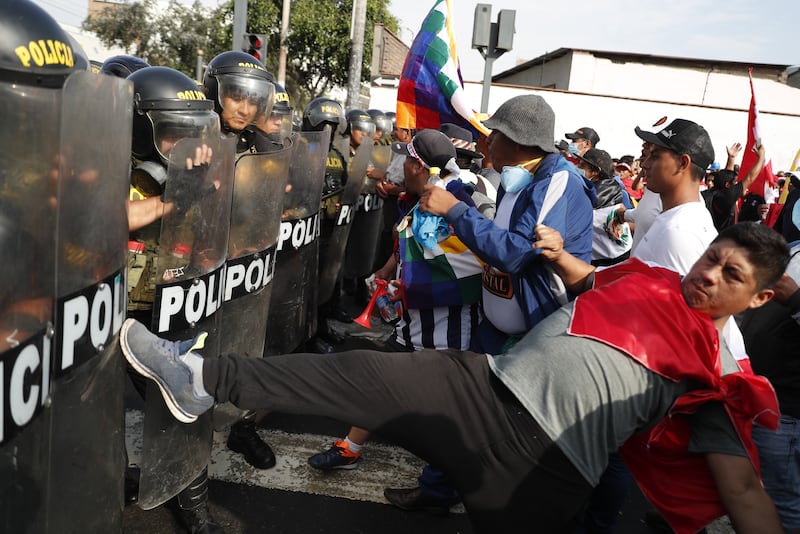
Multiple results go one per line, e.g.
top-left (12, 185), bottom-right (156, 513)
top-left (344, 436), bottom-right (362, 453)
top-left (180, 351), bottom-right (210, 398)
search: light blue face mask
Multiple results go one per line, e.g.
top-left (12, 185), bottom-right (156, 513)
top-left (576, 167), bottom-right (586, 177)
top-left (500, 166), bottom-right (532, 194)
top-left (500, 158), bottom-right (541, 193)
top-left (567, 142), bottom-right (581, 156)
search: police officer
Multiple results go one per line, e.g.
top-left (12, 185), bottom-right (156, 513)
top-left (303, 98), bottom-right (351, 350)
top-left (366, 109), bottom-right (399, 272)
top-left (255, 80), bottom-right (292, 151)
top-left (367, 108), bottom-right (393, 147)
top-left (341, 110), bottom-right (378, 304)
top-left (126, 65), bottom-right (224, 534)
top-left (343, 109), bottom-right (376, 158)
top-left (203, 50), bottom-right (276, 155)
top-left (203, 51), bottom-right (278, 471)
top-left (2, 2), bottom-right (133, 531)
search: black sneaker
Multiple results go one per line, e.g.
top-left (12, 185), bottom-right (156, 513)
top-left (226, 420), bottom-right (276, 469)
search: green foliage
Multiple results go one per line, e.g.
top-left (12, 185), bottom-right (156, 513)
top-left (84, 0), bottom-right (231, 77)
top-left (243, 0), bottom-right (399, 109)
top-left (84, 0), bottom-right (399, 107)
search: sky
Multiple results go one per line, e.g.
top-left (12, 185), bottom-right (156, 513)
top-left (36, 0), bottom-right (800, 82)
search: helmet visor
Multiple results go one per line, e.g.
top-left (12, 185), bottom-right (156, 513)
top-left (150, 110), bottom-right (221, 163)
top-left (216, 74), bottom-right (275, 126)
top-left (274, 113), bottom-right (293, 141)
top-left (351, 120), bottom-right (376, 138)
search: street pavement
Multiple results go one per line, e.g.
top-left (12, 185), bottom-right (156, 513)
top-left (122, 306), bottom-right (735, 533)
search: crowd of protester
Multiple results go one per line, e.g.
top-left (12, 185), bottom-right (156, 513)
top-left (5, 1), bottom-right (800, 532)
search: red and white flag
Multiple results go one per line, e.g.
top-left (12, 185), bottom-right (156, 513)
top-left (739, 69), bottom-right (777, 197)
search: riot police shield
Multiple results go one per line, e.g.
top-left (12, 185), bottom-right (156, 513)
top-left (214, 146), bottom-right (291, 427)
top-left (333, 133), bottom-right (351, 160)
top-left (0, 75), bottom-right (60, 533)
top-left (318, 138), bottom-right (374, 304)
top-left (370, 143), bottom-right (392, 173)
top-left (138, 134), bottom-right (236, 509)
top-left (49, 71), bottom-right (132, 531)
top-left (221, 147), bottom-right (291, 357)
top-left (264, 130), bottom-right (329, 354)
top-left (343, 145), bottom-right (390, 279)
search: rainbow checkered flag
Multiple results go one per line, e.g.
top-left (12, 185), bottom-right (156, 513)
top-left (396, 0), bottom-right (489, 135)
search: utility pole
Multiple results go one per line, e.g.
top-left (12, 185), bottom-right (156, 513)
top-left (346, 0), bottom-right (368, 110)
top-left (278, 0), bottom-right (290, 85)
top-left (472, 4), bottom-right (515, 113)
top-left (233, 0), bottom-right (247, 54)
top-left (196, 49), bottom-right (204, 82)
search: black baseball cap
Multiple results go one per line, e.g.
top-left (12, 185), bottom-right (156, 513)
top-left (392, 129), bottom-right (456, 169)
top-left (565, 127), bottom-right (600, 146)
top-left (577, 148), bottom-right (614, 180)
top-left (439, 123), bottom-right (482, 159)
top-left (634, 118), bottom-right (715, 170)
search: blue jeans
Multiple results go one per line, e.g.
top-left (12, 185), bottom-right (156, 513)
top-left (752, 416), bottom-right (800, 530)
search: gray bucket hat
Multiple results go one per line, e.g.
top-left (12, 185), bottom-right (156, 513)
top-left (483, 95), bottom-right (557, 153)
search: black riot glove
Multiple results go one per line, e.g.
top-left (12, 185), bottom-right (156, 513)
top-left (161, 163), bottom-right (217, 214)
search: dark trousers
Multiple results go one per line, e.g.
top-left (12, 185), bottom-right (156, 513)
top-left (576, 452), bottom-right (633, 534)
top-left (204, 349), bottom-right (592, 533)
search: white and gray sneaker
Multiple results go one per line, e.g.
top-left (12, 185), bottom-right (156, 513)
top-left (120, 318), bottom-right (214, 423)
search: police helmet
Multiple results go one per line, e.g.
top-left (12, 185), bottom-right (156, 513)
top-left (0, 0), bottom-right (83, 87)
top-left (100, 55), bottom-right (150, 78)
top-left (65, 32), bottom-right (91, 72)
top-left (367, 109), bottom-right (392, 137)
top-left (344, 109), bottom-right (376, 137)
top-left (302, 97), bottom-right (344, 134)
top-left (271, 81), bottom-right (292, 116)
top-left (202, 51), bottom-right (275, 130)
top-left (261, 81), bottom-right (292, 140)
top-left (128, 66), bottom-right (219, 165)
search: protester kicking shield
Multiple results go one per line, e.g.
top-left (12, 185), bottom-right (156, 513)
top-left (121, 222), bottom-right (787, 534)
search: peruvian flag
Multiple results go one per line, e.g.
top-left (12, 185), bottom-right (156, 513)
top-left (739, 69), bottom-right (777, 197)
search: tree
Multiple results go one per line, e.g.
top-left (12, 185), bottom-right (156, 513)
top-left (85, 0), bottom-right (399, 110)
top-left (229, 0), bottom-right (398, 110)
top-left (84, 0), bottom-right (231, 77)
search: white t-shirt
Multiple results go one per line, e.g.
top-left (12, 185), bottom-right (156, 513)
top-left (482, 189), bottom-right (528, 334)
top-left (631, 200), bottom-right (749, 362)
top-left (626, 187), bottom-right (662, 252)
top-left (632, 201), bottom-right (716, 276)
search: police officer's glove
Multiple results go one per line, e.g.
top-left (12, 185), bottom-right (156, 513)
top-left (162, 164), bottom-right (217, 214)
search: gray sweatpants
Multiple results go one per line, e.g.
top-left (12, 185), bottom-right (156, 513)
top-left (203, 349), bottom-right (592, 533)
